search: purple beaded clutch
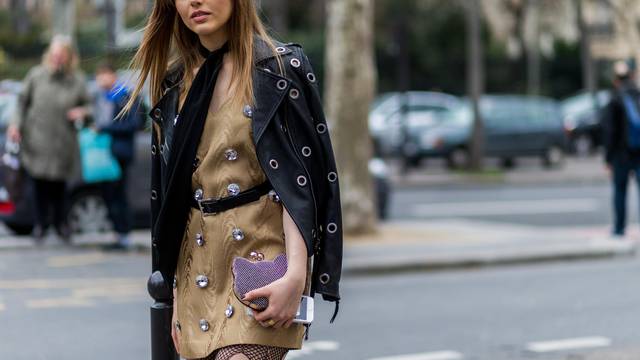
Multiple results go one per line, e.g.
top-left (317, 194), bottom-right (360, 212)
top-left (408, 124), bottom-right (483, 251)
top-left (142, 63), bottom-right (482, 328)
top-left (232, 253), bottom-right (288, 311)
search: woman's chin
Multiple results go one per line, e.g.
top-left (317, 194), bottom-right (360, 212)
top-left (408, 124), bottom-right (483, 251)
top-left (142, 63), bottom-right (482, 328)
top-left (191, 22), bottom-right (223, 38)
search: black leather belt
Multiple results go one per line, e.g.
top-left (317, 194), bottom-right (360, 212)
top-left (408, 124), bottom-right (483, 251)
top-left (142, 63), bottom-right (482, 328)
top-left (190, 180), bottom-right (272, 215)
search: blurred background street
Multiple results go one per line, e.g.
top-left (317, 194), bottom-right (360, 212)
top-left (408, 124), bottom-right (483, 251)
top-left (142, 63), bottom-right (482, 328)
top-left (4, 0), bottom-right (640, 359)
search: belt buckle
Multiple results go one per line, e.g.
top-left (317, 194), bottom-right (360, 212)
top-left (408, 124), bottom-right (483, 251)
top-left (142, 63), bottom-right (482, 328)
top-left (198, 198), bottom-right (218, 217)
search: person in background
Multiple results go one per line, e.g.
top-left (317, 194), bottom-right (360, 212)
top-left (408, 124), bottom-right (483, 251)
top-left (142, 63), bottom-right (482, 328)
top-left (602, 60), bottom-right (640, 239)
top-left (93, 62), bottom-right (142, 250)
top-left (7, 35), bottom-right (90, 243)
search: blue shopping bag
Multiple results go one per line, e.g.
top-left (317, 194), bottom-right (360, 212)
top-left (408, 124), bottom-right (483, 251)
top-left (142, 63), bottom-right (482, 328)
top-left (78, 128), bottom-right (122, 183)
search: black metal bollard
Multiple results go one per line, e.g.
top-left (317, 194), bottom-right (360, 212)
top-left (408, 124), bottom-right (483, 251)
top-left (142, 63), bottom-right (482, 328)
top-left (148, 271), bottom-right (179, 360)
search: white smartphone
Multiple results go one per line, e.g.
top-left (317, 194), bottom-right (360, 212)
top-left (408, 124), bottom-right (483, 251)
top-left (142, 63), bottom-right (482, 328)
top-left (293, 295), bottom-right (314, 324)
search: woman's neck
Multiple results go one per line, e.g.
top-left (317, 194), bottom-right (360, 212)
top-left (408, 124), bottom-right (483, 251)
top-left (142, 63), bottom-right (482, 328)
top-left (199, 28), bottom-right (229, 52)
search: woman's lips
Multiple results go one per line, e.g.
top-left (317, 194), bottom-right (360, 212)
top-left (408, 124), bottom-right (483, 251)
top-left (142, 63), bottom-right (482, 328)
top-left (191, 11), bottom-right (210, 24)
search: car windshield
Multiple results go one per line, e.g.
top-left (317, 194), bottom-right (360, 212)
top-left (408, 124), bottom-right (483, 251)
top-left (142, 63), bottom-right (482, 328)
top-left (561, 90), bottom-right (610, 116)
top-left (439, 105), bottom-right (472, 126)
top-left (481, 97), bottom-right (558, 127)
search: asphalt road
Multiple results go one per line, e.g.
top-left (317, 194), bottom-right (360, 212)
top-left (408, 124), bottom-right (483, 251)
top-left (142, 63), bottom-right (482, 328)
top-left (388, 182), bottom-right (629, 229)
top-left (2, 248), bottom-right (640, 360)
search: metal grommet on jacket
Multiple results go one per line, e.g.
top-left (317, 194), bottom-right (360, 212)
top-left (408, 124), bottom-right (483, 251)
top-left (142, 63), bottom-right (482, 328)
top-left (326, 222), bottom-right (337, 233)
top-left (151, 190), bottom-right (158, 200)
top-left (290, 58), bottom-right (301, 68)
top-left (153, 108), bottom-right (162, 120)
top-left (316, 123), bottom-right (327, 134)
top-left (301, 146), bottom-right (312, 157)
top-left (307, 73), bottom-right (317, 83)
top-left (328, 171), bottom-right (338, 182)
top-left (297, 175), bottom-right (307, 186)
top-left (289, 88), bottom-right (300, 100)
top-left (151, 145), bottom-right (157, 155)
top-left (276, 79), bottom-right (288, 91)
top-left (319, 273), bottom-right (330, 284)
top-left (269, 159), bottom-right (279, 169)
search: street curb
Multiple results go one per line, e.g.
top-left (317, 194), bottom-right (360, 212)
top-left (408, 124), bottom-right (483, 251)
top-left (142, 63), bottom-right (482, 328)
top-left (343, 241), bottom-right (638, 275)
top-left (1, 236), bottom-right (636, 277)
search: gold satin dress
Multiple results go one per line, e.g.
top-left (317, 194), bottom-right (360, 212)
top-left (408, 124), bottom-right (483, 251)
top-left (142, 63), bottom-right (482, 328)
top-left (173, 99), bottom-right (310, 359)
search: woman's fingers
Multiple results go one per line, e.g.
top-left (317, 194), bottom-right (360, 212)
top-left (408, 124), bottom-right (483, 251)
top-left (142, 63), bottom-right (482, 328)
top-left (242, 286), bottom-right (271, 302)
top-left (273, 318), bottom-right (288, 329)
top-left (283, 318), bottom-right (294, 328)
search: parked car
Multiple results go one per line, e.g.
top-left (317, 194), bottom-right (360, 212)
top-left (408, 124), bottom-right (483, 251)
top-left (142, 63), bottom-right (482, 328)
top-left (0, 87), bottom-right (391, 235)
top-left (404, 95), bottom-right (568, 169)
top-left (560, 90), bottom-right (611, 155)
top-left (369, 91), bottom-right (461, 157)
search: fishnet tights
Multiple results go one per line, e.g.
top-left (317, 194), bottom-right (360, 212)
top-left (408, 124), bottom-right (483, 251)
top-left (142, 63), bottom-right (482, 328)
top-left (197, 344), bottom-right (289, 360)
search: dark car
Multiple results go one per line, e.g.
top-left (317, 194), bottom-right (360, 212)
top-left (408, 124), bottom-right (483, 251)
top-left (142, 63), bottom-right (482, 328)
top-left (0, 90), bottom-right (391, 235)
top-left (405, 95), bottom-right (568, 169)
top-left (560, 90), bottom-right (611, 155)
top-left (368, 91), bottom-right (461, 158)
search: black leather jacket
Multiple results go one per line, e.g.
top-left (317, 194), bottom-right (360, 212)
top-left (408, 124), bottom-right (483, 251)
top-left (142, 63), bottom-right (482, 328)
top-left (148, 37), bottom-right (343, 321)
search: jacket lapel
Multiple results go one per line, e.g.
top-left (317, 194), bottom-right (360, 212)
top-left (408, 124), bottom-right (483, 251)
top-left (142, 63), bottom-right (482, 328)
top-left (251, 68), bottom-right (290, 144)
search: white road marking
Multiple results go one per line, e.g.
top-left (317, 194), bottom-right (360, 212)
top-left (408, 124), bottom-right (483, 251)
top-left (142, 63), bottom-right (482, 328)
top-left (526, 336), bottom-right (612, 353)
top-left (286, 340), bottom-right (340, 358)
top-left (413, 198), bottom-right (599, 217)
top-left (367, 351), bottom-right (463, 360)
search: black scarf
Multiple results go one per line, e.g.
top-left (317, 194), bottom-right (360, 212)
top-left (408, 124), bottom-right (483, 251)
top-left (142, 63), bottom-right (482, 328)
top-left (157, 41), bottom-right (229, 270)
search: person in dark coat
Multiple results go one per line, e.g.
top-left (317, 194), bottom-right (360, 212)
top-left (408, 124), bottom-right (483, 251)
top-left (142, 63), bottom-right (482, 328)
top-left (93, 62), bottom-right (143, 249)
top-left (602, 60), bottom-right (640, 238)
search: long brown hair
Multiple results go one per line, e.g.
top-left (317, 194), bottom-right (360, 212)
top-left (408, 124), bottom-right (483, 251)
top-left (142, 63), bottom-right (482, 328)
top-left (124, 0), bottom-right (282, 115)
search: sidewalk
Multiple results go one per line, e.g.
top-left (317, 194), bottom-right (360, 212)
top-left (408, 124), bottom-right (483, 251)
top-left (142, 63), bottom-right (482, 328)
top-left (0, 219), bottom-right (635, 275)
top-left (389, 155), bottom-right (609, 188)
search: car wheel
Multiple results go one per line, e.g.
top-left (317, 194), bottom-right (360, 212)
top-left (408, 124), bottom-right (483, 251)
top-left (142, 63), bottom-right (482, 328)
top-left (543, 145), bottom-right (565, 168)
top-left (67, 190), bottom-right (112, 234)
top-left (574, 134), bottom-right (593, 156)
top-left (447, 148), bottom-right (469, 169)
top-left (4, 222), bottom-right (34, 236)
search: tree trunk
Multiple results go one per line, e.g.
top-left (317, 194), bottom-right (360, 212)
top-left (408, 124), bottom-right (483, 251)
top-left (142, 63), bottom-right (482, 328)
top-left (525, 0), bottom-right (541, 95)
top-left (105, 0), bottom-right (117, 59)
top-left (325, 0), bottom-right (377, 235)
top-left (52, 0), bottom-right (76, 39)
top-left (466, 0), bottom-right (485, 171)
top-left (9, 0), bottom-right (30, 35)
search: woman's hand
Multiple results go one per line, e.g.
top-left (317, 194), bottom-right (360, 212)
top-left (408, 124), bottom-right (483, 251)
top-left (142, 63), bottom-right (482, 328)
top-left (6, 124), bottom-right (20, 143)
top-left (66, 106), bottom-right (87, 122)
top-left (171, 291), bottom-right (180, 354)
top-left (243, 271), bottom-right (306, 329)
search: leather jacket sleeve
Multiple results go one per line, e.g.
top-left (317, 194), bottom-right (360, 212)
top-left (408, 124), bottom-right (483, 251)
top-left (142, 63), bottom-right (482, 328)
top-left (290, 46), bottom-right (344, 318)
